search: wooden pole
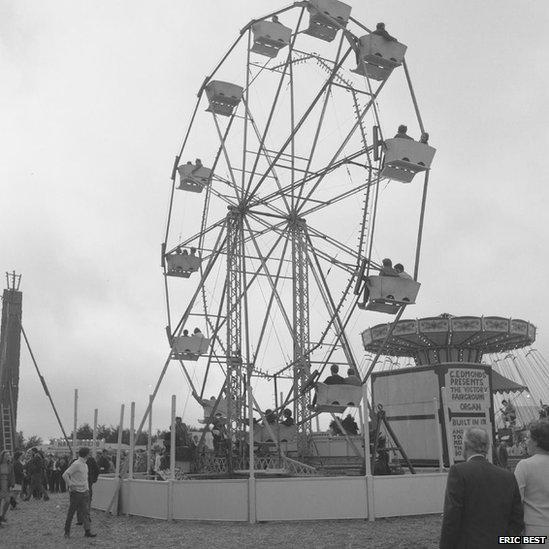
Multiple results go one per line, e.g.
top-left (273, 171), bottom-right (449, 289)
top-left (358, 404), bottom-right (365, 451)
top-left (485, 410), bottom-right (493, 464)
top-left (146, 394), bottom-right (153, 479)
top-left (441, 387), bottom-right (454, 467)
top-left (114, 404), bottom-right (125, 479)
top-left (170, 395), bottom-right (176, 480)
top-left (73, 389), bottom-right (78, 459)
top-left (21, 326), bottom-right (73, 453)
top-left (362, 386), bottom-right (372, 476)
top-left (363, 383), bottom-right (374, 522)
top-left (274, 375), bottom-right (278, 413)
top-left (433, 397), bottom-right (444, 471)
top-left (129, 402), bottom-right (135, 479)
top-left (247, 379), bottom-right (256, 523)
top-left (92, 408), bottom-right (98, 459)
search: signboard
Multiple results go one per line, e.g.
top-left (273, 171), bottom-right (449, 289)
top-left (442, 366), bottom-right (493, 462)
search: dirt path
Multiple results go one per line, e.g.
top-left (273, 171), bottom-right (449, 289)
top-left (0, 493), bottom-right (442, 548)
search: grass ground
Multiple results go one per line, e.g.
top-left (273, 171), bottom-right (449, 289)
top-left (0, 493), bottom-right (442, 548)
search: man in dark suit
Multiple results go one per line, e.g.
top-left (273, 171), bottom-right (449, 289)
top-left (440, 427), bottom-right (524, 549)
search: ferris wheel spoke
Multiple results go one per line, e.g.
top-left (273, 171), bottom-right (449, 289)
top-left (200, 282), bottom-right (228, 400)
top-left (240, 30), bottom-right (253, 204)
top-left (246, 47), bottom-right (354, 206)
top-left (402, 60), bottom-right (425, 135)
top-left (316, 299), bottom-right (361, 379)
top-left (243, 8), bottom-right (305, 202)
top-left (243, 218), bottom-right (294, 337)
top-left (305, 231), bottom-right (358, 370)
top-left (300, 177), bottom-right (376, 218)
top-left (241, 100), bottom-right (291, 213)
top-left (295, 79), bottom-right (389, 213)
top-left (274, 273), bottom-right (358, 378)
top-left (307, 224), bottom-right (363, 265)
top-left (295, 34), bottom-right (346, 207)
top-left (167, 217), bottom-right (225, 255)
top-left (200, 226), bottom-right (290, 353)
top-left (171, 222), bottom-right (228, 338)
top-left (177, 359), bottom-right (200, 399)
top-left (250, 147), bottom-right (368, 210)
top-left (211, 113), bottom-right (243, 202)
top-left (251, 234), bottom-right (291, 371)
top-left (244, 211), bottom-right (356, 277)
top-left (412, 170), bottom-right (430, 281)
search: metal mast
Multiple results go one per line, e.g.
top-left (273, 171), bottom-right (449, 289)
top-left (0, 271), bottom-right (23, 453)
top-left (291, 218), bottom-right (310, 453)
top-left (226, 207), bottom-right (244, 469)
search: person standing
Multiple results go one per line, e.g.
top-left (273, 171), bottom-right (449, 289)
top-left (28, 448), bottom-right (44, 499)
top-left (76, 453), bottom-right (99, 526)
top-left (439, 427), bottom-right (524, 549)
top-left (62, 447), bottom-right (96, 539)
top-left (44, 453), bottom-right (54, 492)
top-left (20, 452), bottom-right (31, 501)
top-left (11, 451), bottom-right (24, 509)
top-left (0, 450), bottom-right (15, 525)
top-left (58, 454), bottom-right (69, 492)
top-left (501, 399), bottom-right (517, 428)
top-left (51, 456), bottom-right (61, 493)
top-left (514, 420), bottom-right (549, 542)
top-left (97, 450), bottom-right (113, 475)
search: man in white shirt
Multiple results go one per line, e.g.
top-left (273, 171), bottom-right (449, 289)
top-left (62, 447), bottom-right (96, 539)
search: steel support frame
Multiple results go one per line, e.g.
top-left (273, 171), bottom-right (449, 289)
top-left (226, 210), bottom-right (245, 471)
top-left (291, 218), bottom-right (310, 453)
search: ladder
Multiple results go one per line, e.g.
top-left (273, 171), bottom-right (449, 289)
top-left (1, 404), bottom-right (14, 453)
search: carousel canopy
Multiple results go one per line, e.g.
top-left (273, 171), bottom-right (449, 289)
top-left (362, 314), bottom-right (536, 365)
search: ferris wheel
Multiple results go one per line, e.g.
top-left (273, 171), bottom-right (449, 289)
top-left (158, 1), bottom-right (435, 470)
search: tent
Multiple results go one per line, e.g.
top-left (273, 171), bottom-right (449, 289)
top-left (491, 369), bottom-right (528, 394)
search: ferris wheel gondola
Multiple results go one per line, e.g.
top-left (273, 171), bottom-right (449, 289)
top-left (155, 1), bottom-right (435, 473)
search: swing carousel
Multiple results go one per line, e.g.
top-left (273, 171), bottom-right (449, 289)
top-left (150, 0), bottom-right (436, 478)
top-left (361, 314), bottom-right (549, 466)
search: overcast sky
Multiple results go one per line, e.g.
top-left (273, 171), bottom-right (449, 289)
top-left (1, 1), bottom-right (548, 440)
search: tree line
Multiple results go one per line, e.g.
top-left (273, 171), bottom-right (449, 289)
top-left (16, 421), bottom-right (203, 450)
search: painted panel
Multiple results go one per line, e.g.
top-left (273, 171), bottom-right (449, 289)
top-left (172, 479), bottom-right (248, 521)
top-left (122, 479), bottom-right (169, 519)
top-left (372, 369), bottom-right (440, 461)
top-left (91, 476), bottom-right (118, 512)
top-left (373, 473), bottom-right (447, 517)
top-left (256, 477), bottom-right (367, 521)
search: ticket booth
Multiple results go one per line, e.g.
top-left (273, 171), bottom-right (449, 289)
top-left (371, 363), bottom-right (496, 466)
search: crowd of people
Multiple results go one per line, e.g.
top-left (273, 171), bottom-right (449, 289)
top-left (0, 445), bottom-right (115, 536)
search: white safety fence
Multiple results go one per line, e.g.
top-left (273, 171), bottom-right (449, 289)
top-left (92, 472), bottom-right (447, 522)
